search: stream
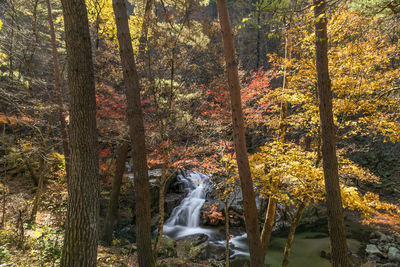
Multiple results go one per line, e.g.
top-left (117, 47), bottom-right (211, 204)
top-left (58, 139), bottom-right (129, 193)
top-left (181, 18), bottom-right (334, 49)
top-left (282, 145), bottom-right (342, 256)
top-left (162, 171), bottom-right (362, 266)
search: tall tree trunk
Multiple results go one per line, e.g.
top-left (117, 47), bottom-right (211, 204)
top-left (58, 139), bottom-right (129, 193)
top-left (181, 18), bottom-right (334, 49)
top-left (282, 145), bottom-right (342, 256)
top-left (281, 202), bottom-right (305, 267)
top-left (45, 0), bottom-right (70, 181)
top-left (216, 1), bottom-right (264, 266)
top-left (103, 141), bottom-right (129, 245)
top-left (112, 0), bottom-right (156, 266)
top-left (60, 0), bottom-right (99, 265)
top-left (313, 1), bottom-right (349, 266)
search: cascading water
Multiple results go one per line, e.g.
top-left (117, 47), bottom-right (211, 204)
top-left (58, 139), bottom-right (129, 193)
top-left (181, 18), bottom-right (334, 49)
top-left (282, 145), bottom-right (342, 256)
top-left (163, 171), bottom-right (215, 239)
top-left (162, 171), bottom-right (249, 257)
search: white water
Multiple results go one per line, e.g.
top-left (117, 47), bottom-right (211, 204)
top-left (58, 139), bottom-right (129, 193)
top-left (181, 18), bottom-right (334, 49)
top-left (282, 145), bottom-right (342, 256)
top-left (162, 171), bottom-right (249, 256)
top-left (163, 171), bottom-right (217, 239)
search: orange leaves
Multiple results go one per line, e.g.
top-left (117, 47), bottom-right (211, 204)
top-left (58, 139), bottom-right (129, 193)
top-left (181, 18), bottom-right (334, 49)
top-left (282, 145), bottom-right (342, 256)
top-left (0, 113), bottom-right (33, 125)
top-left (202, 202), bottom-right (224, 223)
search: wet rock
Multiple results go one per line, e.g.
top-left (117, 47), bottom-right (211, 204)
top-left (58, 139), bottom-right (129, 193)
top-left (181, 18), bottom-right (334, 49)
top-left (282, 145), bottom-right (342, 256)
top-left (176, 234), bottom-right (208, 250)
top-left (388, 247), bottom-right (400, 262)
top-left (164, 193), bottom-right (184, 218)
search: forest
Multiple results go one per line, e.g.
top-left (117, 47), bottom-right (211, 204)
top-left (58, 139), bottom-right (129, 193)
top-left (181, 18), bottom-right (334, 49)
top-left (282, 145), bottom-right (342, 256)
top-left (0, 0), bottom-right (399, 266)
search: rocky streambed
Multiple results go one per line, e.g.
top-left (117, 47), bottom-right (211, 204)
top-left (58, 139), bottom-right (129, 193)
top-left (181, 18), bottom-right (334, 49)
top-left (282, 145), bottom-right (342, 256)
top-left (103, 170), bottom-right (400, 266)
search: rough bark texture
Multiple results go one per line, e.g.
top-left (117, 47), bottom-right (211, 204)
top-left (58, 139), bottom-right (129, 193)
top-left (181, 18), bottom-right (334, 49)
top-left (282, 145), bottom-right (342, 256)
top-left (103, 141), bottom-right (129, 245)
top-left (282, 202), bottom-right (305, 267)
top-left (216, 1), bottom-right (264, 266)
top-left (46, 0), bottom-right (70, 181)
top-left (60, 0), bottom-right (100, 266)
top-left (112, 0), bottom-right (156, 266)
top-left (313, 1), bottom-right (349, 266)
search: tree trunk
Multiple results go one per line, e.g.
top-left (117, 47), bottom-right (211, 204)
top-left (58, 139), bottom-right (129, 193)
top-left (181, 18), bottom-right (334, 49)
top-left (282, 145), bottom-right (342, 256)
top-left (30, 155), bottom-right (45, 222)
top-left (282, 202), bottom-right (305, 267)
top-left (260, 195), bottom-right (277, 255)
top-left (112, 0), bottom-right (156, 266)
top-left (60, 0), bottom-right (99, 265)
top-left (103, 141), bottom-right (129, 245)
top-left (313, 1), bottom-right (349, 266)
top-left (45, 0), bottom-right (70, 181)
top-left (261, 19), bottom-right (292, 255)
top-left (216, 1), bottom-right (264, 266)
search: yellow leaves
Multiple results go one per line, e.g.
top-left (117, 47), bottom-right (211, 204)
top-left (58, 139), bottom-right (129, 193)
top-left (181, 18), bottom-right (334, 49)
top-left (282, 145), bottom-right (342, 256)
top-left (85, 0), bottom-right (145, 51)
top-left (341, 186), bottom-right (396, 217)
top-left (0, 19), bottom-right (2, 30)
top-left (249, 141), bottom-right (325, 205)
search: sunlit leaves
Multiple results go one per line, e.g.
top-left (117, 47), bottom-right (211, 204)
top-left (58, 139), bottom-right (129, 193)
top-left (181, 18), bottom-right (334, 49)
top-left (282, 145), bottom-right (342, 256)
top-left (85, 0), bottom-right (144, 51)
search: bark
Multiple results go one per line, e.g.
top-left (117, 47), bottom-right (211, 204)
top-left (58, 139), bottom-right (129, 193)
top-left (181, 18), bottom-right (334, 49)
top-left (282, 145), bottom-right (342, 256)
top-left (60, 0), bottom-right (100, 266)
top-left (216, 1), bottom-right (264, 266)
top-left (45, 0), bottom-right (70, 181)
top-left (103, 141), bottom-right (129, 245)
top-left (30, 155), bottom-right (45, 222)
top-left (313, 1), bottom-right (349, 266)
top-left (112, 0), bottom-right (156, 266)
top-left (260, 195), bottom-right (277, 255)
top-left (282, 202), bottom-right (305, 267)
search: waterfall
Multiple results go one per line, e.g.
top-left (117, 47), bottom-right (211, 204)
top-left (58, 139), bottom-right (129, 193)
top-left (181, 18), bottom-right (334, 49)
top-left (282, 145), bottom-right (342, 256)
top-left (165, 171), bottom-right (207, 227)
top-left (163, 171), bottom-right (215, 239)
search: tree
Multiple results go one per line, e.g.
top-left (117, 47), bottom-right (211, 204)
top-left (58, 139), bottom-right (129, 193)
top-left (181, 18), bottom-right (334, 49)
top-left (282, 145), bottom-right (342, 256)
top-left (216, 0), bottom-right (265, 266)
top-left (45, 0), bottom-right (70, 181)
top-left (102, 140), bottom-right (129, 245)
top-left (313, 0), bottom-right (349, 265)
top-left (112, 0), bottom-right (156, 266)
top-left (60, 0), bottom-right (100, 265)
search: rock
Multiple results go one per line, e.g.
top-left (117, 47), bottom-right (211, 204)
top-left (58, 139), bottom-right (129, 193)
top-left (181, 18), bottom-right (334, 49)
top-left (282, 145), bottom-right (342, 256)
top-left (158, 235), bottom-right (177, 258)
top-left (164, 193), bottom-right (185, 218)
top-left (369, 238), bottom-right (378, 244)
top-left (176, 233), bottom-right (209, 256)
top-left (388, 247), bottom-right (400, 262)
top-left (371, 231), bottom-right (390, 242)
top-left (365, 244), bottom-right (385, 257)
